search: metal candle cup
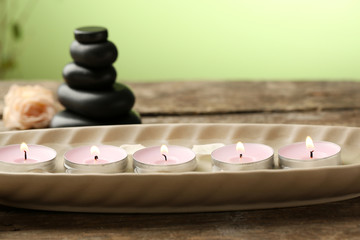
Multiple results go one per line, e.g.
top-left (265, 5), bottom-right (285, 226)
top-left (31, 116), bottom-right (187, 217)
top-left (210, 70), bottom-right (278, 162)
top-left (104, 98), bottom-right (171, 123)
top-left (211, 143), bottom-right (274, 171)
top-left (278, 141), bottom-right (341, 168)
top-left (0, 144), bottom-right (57, 172)
top-left (64, 145), bottom-right (128, 173)
top-left (132, 145), bottom-right (197, 173)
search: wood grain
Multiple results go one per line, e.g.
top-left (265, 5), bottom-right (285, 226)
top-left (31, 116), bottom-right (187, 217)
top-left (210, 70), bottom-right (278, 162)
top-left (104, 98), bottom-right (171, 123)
top-left (130, 81), bottom-right (360, 115)
top-left (1, 81), bottom-right (360, 116)
top-left (1, 81), bottom-right (360, 130)
top-left (1, 198), bottom-right (359, 240)
top-left (141, 109), bottom-right (360, 127)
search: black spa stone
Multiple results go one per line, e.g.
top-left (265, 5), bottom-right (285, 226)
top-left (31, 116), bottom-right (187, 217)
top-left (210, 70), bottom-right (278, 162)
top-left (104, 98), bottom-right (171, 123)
top-left (57, 83), bottom-right (135, 120)
top-left (63, 62), bottom-right (116, 90)
top-left (50, 110), bottom-right (141, 128)
top-left (74, 26), bottom-right (108, 44)
top-left (70, 40), bottom-right (118, 68)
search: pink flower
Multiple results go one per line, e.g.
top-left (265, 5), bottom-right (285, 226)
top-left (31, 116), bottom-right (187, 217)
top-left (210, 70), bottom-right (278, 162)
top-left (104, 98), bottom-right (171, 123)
top-left (3, 85), bottom-right (59, 130)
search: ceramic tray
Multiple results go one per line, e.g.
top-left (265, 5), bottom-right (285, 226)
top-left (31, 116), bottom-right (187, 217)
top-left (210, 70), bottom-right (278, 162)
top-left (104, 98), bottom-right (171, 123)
top-left (1, 123), bottom-right (360, 213)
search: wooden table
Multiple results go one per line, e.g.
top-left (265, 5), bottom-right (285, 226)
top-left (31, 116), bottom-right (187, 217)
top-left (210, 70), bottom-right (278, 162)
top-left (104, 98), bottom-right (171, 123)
top-left (1, 81), bottom-right (360, 239)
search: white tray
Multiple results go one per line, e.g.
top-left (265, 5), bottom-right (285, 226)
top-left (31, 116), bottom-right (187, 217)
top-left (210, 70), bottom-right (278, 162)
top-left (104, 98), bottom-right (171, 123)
top-left (0, 123), bottom-right (360, 213)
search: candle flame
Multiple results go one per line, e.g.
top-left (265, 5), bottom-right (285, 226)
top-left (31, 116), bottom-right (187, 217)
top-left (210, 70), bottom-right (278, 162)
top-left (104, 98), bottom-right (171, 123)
top-left (160, 144), bottom-right (168, 154)
top-left (236, 142), bottom-right (245, 153)
top-left (90, 145), bottom-right (100, 157)
top-left (306, 136), bottom-right (315, 149)
top-left (20, 142), bottom-right (29, 152)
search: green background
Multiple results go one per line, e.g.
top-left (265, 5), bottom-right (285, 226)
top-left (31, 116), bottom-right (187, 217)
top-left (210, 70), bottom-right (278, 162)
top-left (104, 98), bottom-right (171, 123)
top-left (3, 0), bottom-right (360, 81)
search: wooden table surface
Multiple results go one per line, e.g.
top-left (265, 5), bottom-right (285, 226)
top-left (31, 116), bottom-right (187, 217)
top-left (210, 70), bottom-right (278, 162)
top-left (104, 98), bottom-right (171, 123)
top-left (1, 80), bottom-right (360, 239)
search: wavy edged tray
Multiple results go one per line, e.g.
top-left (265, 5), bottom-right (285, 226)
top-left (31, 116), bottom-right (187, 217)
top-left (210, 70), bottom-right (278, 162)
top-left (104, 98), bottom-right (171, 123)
top-left (0, 123), bottom-right (360, 213)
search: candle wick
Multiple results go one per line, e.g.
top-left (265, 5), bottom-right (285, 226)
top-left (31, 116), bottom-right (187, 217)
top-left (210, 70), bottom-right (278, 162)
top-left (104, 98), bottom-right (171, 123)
top-left (240, 153), bottom-right (243, 159)
top-left (162, 154), bottom-right (167, 161)
top-left (310, 150), bottom-right (314, 159)
top-left (24, 150), bottom-right (27, 160)
top-left (94, 155), bottom-right (98, 161)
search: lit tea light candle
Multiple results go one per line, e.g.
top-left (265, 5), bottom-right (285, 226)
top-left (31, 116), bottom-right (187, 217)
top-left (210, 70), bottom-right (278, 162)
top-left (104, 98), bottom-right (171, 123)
top-left (278, 136), bottom-right (341, 168)
top-left (132, 145), bottom-right (197, 173)
top-left (211, 142), bottom-right (274, 171)
top-left (64, 145), bottom-right (128, 173)
top-left (0, 143), bottom-right (57, 172)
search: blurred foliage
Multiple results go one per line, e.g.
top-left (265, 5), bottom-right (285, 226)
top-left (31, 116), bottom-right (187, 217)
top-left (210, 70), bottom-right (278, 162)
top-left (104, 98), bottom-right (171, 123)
top-left (0, 0), bottom-right (27, 79)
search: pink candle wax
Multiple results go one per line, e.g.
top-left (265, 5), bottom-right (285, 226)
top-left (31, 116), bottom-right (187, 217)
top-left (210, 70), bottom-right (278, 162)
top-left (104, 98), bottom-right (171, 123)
top-left (211, 143), bottom-right (274, 171)
top-left (64, 145), bottom-right (128, 173)
top-left (278, 141), bottom-right (341, 168)
top-left (0, 144), bottom-right (57, 172)
top-left (132, 145), bottom-right (196, 173)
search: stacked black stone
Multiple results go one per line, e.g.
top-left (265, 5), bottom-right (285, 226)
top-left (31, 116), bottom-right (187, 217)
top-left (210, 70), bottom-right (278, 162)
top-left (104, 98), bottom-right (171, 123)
top-left (50, 26), bottom-right (141, 128)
